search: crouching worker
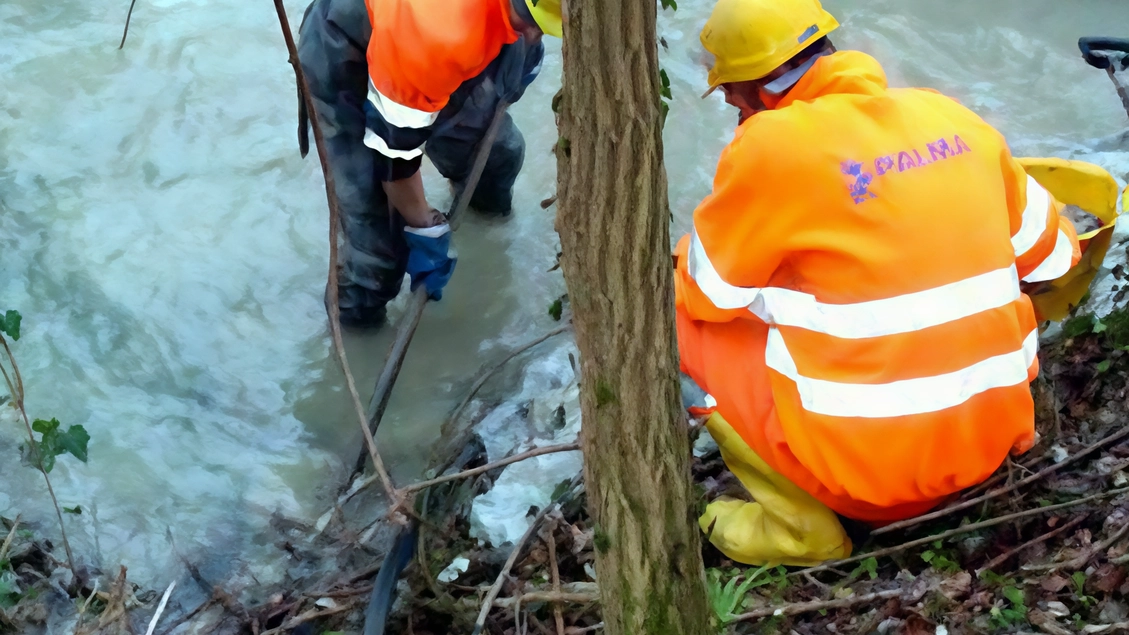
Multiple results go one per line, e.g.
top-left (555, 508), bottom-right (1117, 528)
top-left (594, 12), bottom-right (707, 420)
top-left (296, 0), bottom-right (560, 326)
top-left (675, 0), bottom-right (1120, 566)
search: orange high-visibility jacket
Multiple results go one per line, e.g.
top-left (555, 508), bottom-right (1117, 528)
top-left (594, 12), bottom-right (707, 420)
top-left (365, 0), bottom-right (517, 117)
top-left (674, 51), bottom-right (1081, 522)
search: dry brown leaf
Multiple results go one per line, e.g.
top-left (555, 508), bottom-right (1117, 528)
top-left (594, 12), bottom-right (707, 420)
top-left (938, 571), bottom-right (972, 601)
top-left (1042, 575), bottom-right (1071, 593)
top-left (1092, 563), bottom-right (1127, 594)
top-left (1028, 609), bottom-right (1075, 635)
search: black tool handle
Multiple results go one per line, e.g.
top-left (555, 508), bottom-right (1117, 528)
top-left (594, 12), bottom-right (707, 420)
top-left (1079, 37), bottom-right (1129, 70)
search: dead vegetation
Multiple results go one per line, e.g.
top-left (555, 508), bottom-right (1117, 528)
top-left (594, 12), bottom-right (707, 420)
top-left (4, 308), bottom-right (1129, 635)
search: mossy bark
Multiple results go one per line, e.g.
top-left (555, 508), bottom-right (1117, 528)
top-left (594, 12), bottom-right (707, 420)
top-left (554, 0), bottom-right (712, 633)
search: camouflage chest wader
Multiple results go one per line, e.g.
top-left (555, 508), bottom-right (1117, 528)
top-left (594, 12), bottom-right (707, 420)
top-left (296, 0), bottom-right (542, 327)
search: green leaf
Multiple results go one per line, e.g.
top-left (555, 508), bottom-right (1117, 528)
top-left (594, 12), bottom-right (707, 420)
top-left (932, 539), bottom-right (943, 549)
top-left (1098, 359), bottom-right (1112, 373)
top-left (1063, 314), bottom-right (1096, 338)
top-left (1072, 571), bottom-right (1087, 593)
top-left (921, 550), bottom-right (935, 563)
top-left (550, 478), bottom-right (572, 501)
top-left (1002, 586), bottom-right (1024, 605)
top-left (849, 556), bottom-right (878, 580)
top-left (659, 0), bottom-right (677, 10)
top-left (0, 310), bottom-right (21, 341)
top-left (1093, 318), bottom-right (1108, 333)
top-left (32, 418), bottom-right (59, 435)
top-left (0, 570), bottom-right (20, 609)
top-left (548, 298), bottom-right (563, 321)
top-left (58, 425), bottom-right (90, 463)
top-left (659, 69), bottom-right (672, 100)
top-left (63, 505), bottom-right (82, 515)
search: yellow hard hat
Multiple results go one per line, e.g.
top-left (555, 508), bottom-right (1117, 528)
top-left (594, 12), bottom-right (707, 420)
top-left (525, 0), bottom-right (562, 38)
top-left (700, 0), bottom-right (838, 95)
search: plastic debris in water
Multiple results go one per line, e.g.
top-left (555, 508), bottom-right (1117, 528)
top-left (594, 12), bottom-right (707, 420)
top-left (437, 556), bottom-right (470, 582)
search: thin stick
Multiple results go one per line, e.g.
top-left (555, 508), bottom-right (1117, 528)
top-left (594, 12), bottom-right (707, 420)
top-left (144, 581), bottom-right (176, 635)
top-left (978, 514), bottom-right (1089, 574)
top-left (119, 0), bottom-right (140, 49)
top-left (1024, 514), bottom-right (1129, 573)
top-left (260, 600), bottom-right (359, 635)
top-left (0, 515), bottom-right (19, 563)
top-left (547, 521), bottom-right (565, 635)
top-left (401, 442), bottom-right (580, 495)
top-left (472, 503), bottom-right (559, 635)
top-left (793, 486), bottom-right (1129, 578)
top-left (270, 0), bottom-right (396, 503)
top-left (445, 324), bottom-right (572, 434)
top-left (874, 426), bottom-right (1129, 536)
top-left (730, 588), bottom-right (907, 623)
top-left (0, 337), bottom-right (77, 581)
top-left (336, 440), bottom-right (580, 509)
top-left (494, 591), bottom-right (600, 608)
top-left (350, 97), bottom-right (514, 480)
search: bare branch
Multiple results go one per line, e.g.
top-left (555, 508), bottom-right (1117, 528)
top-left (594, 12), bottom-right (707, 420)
top-left (119, 0), bottom-right (139, 49)
top-left (269, 0), bottom-right (397, 503)
top-left (445, 323), bottom-right (572, 435)
top-left (731, 588), bottom-right (906, 623)
top-left (472, 503), bottom-right (560, 635)
top-left (400, 442), bottom-right (580, 495)
top-left (978, 514), bottom-right (1089, 575)
top-left (794, 486), bottom-right (1129, 578)
top-left (143, 581), bottom-right (177, 635)
top-left (0, 515), bottom-right (19, 563)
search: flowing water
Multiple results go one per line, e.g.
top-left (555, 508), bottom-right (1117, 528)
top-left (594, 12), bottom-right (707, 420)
top-left (1, 0), bottom-right (1128, 590)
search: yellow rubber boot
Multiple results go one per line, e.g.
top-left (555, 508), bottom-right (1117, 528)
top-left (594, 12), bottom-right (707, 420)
top-left (698, 412), bottom-right (852, 566)
top-left (1016, 157), bottom-right (1121, 322)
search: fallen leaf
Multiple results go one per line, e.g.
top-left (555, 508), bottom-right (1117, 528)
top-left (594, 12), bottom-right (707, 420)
top-left (1046, 601), bottom-right (1071, 617)
top-left (1092, 563), bottom-right (1127, 594)
top-left (938, 571), bottom-right (972, 600)
top-left (1028, 609), bottom-right (1075, 635)
top-left (1042, 575), bottom-right (1071, 593)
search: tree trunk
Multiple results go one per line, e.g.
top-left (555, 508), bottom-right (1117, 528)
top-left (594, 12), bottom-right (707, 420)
top-left (554, 0), bottom-right (712, 633)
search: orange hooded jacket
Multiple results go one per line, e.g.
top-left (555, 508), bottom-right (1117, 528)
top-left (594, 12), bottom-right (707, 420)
top-left (675, 51), bottom-right (1080, 522)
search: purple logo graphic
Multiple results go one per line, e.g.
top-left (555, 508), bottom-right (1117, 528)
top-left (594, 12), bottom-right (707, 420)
top-left (841, 160), bottom-right (877, 204)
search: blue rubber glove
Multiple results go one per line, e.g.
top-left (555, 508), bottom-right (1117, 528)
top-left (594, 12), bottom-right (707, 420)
top-left (404, 223), bottom-right (456, 300)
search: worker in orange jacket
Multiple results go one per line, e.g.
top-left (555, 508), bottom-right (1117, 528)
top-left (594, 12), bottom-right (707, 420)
top-left (296, 0), bottom-right (560, 326)
top-left (676, 0), bottom-right (1117, 565)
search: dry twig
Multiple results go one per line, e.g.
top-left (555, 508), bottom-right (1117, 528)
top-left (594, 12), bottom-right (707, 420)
top-left (259, 599), bottom-right (359, 635)
top-left (0, 515), bottom-right (19, 563)
top-left (472, 503), bottom-right (560, 635)
top-left (731, 588), bottom-right (908, 622)
top-left (401, 442), bottom-right (580, 495)
top-left (445, 323), bottom-right (572, 433)
top-left (1024, 513), bottom-right (1129, 573)
top-left (144, 581), bottom-right (176, 635)
top-left (795, 486), bottom-right (1129, 578)
top-left (269, 0), bottom-right (397, 504)
top-left (494, 591), bottom-right (600, 608)
top-left (875, 426), bottom-right (1129, 536)
top-left (547, 519), bottom-right (566, 635)
top-left (119, 0), bottom-right (140, 49)
top-left (978, 514), bottom-right (1089, 574)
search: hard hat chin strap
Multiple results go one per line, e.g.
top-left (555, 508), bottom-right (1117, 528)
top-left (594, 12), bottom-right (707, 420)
top-left (760, 49), bottom-right (832, 96)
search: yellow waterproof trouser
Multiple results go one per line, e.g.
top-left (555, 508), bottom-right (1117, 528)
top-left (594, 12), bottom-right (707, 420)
top-left (699, 412), bottom-right (852, 566)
